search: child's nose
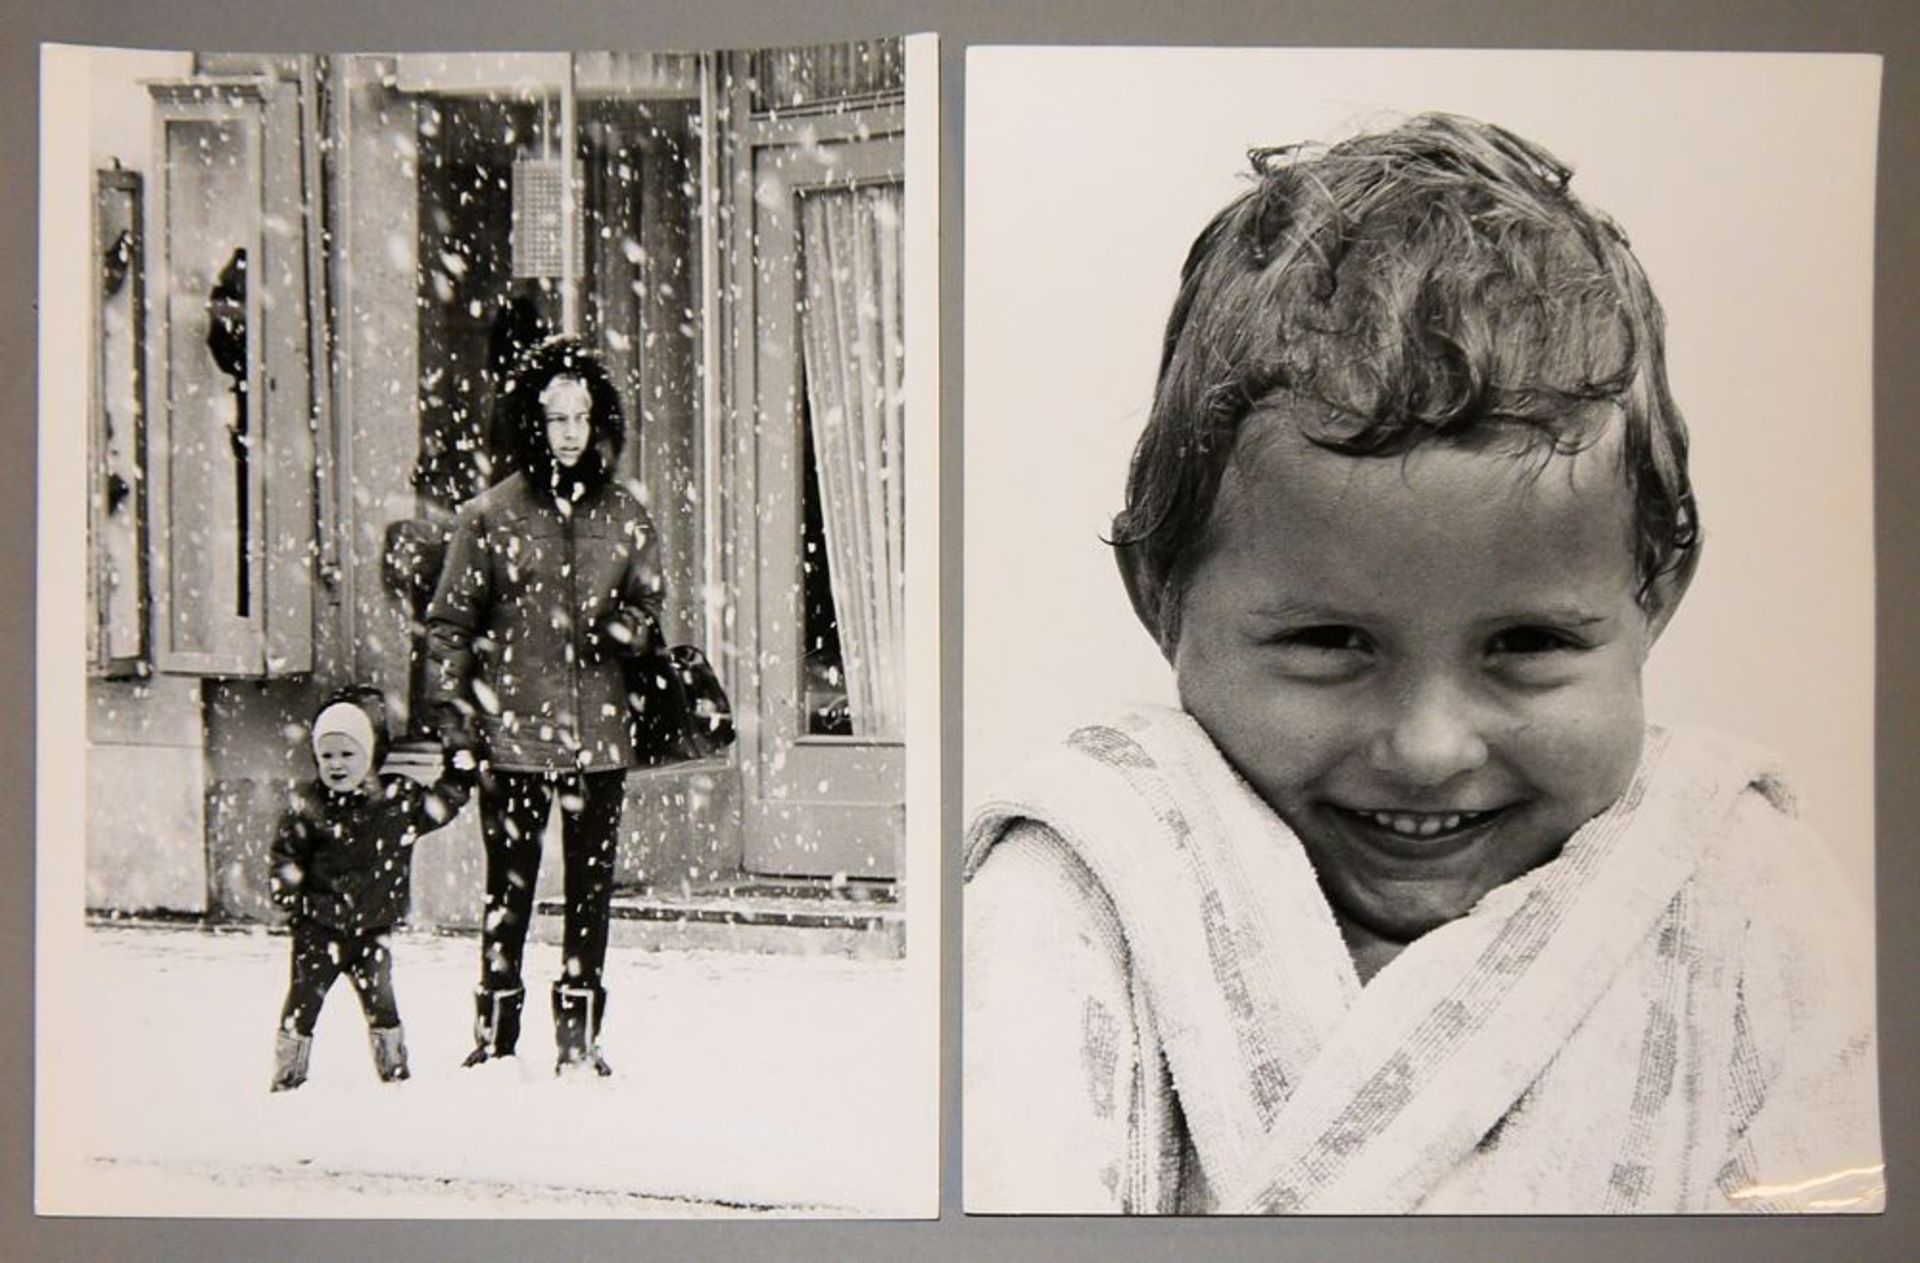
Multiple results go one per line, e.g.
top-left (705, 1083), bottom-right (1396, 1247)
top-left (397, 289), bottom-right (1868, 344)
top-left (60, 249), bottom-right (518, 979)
top-left (1366, 678), bottom-right (1491, 787)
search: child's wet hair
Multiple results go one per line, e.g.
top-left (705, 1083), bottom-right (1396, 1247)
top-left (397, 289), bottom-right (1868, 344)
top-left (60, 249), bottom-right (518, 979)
top-left (1113, 113), bottom-right (1700, 647)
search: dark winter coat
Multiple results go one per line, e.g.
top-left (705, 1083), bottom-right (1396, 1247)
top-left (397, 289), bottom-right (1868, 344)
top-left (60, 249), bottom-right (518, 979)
top-left (268, 771), bottom-right (471, 937)
top-left (422, 337), bottom-right (665, 773)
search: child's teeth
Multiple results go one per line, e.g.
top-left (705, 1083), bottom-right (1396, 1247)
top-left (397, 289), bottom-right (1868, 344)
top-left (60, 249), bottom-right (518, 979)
top-left (1364, 810), bottom-right (1474, 837)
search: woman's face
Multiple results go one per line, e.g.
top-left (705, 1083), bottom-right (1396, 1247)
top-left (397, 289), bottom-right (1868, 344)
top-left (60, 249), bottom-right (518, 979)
top-left (541, 376), bottom-right (593, 468)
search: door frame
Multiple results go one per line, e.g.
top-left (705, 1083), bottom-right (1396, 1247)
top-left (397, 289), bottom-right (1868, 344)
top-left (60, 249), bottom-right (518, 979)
top-left (724, 82), bottom-right (907, 879)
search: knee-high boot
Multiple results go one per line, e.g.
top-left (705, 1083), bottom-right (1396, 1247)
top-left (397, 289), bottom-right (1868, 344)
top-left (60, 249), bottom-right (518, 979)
top-left (552, 982), bottom-right (612, 1077)
top-left (462, 985), bottom-right (525, 1067)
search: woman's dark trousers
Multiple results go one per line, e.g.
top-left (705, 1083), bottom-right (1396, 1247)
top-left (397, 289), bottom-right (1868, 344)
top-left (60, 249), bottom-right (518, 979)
top-left (467, 768), bottom-right (624, 1063)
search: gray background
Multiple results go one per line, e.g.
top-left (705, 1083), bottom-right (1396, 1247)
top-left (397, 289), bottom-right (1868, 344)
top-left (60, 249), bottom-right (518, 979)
top-left (3, 1), bottom-right (1912, 1259)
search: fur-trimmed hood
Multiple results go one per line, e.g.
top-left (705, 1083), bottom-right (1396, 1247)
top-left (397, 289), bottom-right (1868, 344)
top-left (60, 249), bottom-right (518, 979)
top-left (494, 335), bottom-right (627, 501)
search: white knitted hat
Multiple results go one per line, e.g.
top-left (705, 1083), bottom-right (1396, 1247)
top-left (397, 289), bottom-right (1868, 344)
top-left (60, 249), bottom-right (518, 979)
top-left (312, 700), bottom-right (376, 760)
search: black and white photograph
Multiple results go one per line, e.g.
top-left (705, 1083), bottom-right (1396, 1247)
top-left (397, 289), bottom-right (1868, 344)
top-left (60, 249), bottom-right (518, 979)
top-left (963, 47), bottom-right (1883, 1214)
top-left (37, 36), bottom-right (939, 1217)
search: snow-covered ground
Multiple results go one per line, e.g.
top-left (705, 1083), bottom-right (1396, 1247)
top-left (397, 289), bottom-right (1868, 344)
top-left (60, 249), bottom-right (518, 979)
top-left (53, 924), bottom-right (928, 1217)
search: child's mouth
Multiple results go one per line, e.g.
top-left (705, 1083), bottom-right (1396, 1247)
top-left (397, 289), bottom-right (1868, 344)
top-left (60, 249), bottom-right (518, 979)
top-left (1326, 804), bottom-right (1509, 857)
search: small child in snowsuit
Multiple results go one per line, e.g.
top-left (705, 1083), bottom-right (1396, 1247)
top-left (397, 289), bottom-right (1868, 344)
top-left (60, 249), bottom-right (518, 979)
top-left (268, 688), bottom-right (472, 1091)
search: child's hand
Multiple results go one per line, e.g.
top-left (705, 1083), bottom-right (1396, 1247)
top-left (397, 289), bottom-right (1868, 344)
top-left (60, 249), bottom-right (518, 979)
top-left (437, 723), bottom-right (480, 772)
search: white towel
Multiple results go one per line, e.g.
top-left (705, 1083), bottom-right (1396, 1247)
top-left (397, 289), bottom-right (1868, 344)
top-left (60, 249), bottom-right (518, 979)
top-left (965, 705), bottom-right (1882, 1213)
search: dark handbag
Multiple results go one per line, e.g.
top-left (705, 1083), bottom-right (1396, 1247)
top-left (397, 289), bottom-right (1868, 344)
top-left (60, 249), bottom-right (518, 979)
top-left (625, 636), bottom-right (736, 767)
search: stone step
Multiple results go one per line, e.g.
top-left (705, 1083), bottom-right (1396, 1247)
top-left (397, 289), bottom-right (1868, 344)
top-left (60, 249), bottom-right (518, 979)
top-left (532, 880), bottom-right (905, 960)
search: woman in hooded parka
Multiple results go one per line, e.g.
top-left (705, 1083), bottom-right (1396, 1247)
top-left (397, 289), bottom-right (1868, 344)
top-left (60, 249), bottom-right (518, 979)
top-left (424, 336), bottom-right (664, 1075)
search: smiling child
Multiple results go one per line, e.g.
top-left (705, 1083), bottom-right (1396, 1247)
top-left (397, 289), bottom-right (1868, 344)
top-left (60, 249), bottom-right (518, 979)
top-left (963, 114), bottom-right (1881, 1214)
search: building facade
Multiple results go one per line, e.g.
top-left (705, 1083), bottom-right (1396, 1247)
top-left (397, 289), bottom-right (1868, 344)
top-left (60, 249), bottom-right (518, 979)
top-left (78, 45), bottom-right (910, 935)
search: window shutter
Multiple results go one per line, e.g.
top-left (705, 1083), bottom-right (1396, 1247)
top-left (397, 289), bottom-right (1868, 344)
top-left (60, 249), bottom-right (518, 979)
top-left (258, 83), bottom-right (315, 676)
top-left (146, 78), bottom-right (314, 677)
top-left (90, 168), bottom-right (151, 678)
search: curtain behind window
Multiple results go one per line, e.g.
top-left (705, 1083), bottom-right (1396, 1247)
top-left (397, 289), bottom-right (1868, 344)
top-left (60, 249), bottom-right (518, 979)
top-left (798, 181), bottom-right (905, 739)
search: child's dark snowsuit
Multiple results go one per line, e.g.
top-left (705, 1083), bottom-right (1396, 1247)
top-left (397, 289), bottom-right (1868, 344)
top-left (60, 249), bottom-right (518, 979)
top-left (268, 691), bottom-right (471, 1090)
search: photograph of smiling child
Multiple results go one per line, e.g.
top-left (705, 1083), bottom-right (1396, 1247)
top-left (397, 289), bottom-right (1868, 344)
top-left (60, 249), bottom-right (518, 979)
top-left (964, 51), bottom-right (1881, 1216)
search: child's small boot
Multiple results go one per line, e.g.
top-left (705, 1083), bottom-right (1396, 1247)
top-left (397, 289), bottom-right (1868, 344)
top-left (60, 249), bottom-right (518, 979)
top-left (461, 985), bottom-right (524, 1067)
top-left (552, 982), bottom-right (612, 1077)
top-left (369, 1023), bottom-right (411, 1082)
top-left (270, 1029), bottom-right (312, 1092)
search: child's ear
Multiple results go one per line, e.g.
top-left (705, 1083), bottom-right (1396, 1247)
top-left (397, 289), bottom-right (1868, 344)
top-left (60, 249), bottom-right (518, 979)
top-left (1114, 544), bottom-right (1178, 662)
top-left (1642, 543), bottom-right (1701, 646)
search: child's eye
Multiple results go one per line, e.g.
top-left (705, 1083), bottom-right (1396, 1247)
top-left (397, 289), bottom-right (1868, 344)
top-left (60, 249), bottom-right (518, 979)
top-left (1487, 626), bottom-right (1592, 685)
top-left (1269, 626), bottom-right (1372, 680)
top-left (1488, 627), bottom-right (1577, 656)
top-left (1285, 625), bottom-right (1370, 651)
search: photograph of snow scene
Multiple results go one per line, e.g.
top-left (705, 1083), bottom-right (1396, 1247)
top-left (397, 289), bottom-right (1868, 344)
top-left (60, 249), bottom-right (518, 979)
top-left (38, 36), bottom-right (939, 1217)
